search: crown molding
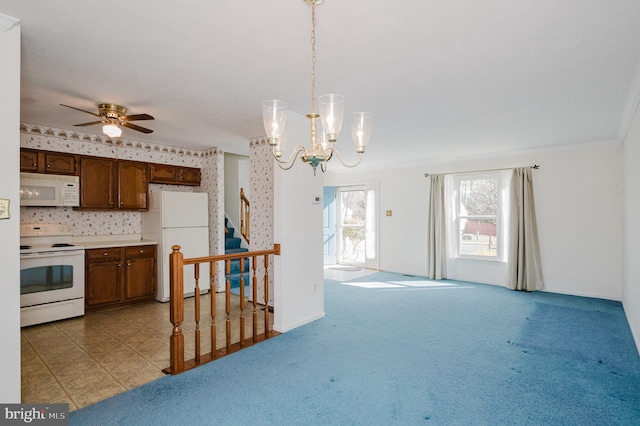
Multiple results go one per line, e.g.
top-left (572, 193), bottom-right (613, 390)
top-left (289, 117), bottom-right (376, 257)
top-left (0, 13), bottom-right (19, 33)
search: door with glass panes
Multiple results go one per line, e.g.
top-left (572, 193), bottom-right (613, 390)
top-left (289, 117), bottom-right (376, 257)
top-left (336, 185), bottom-right (377, 269)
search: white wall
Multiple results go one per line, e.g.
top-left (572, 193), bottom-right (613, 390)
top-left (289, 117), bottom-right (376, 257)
top-left (325, 141), bottom-right (624, 301)
top-left (0, 19), bottom-right (21, 403)
top-left (623, 104), bottom-right (640, 351)
top-left (273, 117), bottom-right (325, 332)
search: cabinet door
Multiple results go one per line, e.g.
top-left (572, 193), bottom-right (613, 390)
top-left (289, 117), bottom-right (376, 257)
top-left (149, 163), bottom-right (177, 184)
top-left (125, 245), bottom-right (156, 300)
top-left (118, 161), bottom-right (149, 210)
top-left (44, 152), bottom-right (77, 175)
top-left (86, 259), bottom-right (123, 307)
top-left (178, 167), bottom-right (201, 186)
top-left (20, 149), bottom-right (40, 172)
top-left (80, 157), bottom-right (116, 209)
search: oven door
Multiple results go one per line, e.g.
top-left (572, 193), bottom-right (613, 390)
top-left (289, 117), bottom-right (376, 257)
top-left (20, 249), bottom-right (85, 308)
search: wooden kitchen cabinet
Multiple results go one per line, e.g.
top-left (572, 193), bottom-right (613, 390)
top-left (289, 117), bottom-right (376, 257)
top-left (85, 248), bottom-right (123, 309)
top-left (79, 157), bottom-right (148, 210)
top-left (124, 245), bottom-right (156, 300)
top-left (118, 160), bottom-right (149, 209)
top-left (149, 163), bottom-right (201, 186)
top-left (85, 245), bottom-right (156, 311)
top-left (80, 156), bottom-right (116, 209)
top-left (20, 148), bottom-right (77, 175)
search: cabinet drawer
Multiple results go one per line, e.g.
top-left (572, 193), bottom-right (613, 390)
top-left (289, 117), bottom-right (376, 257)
top-left (125, 245), bottom-right (156, 259)
top-left (86, 247), bottom-right (122, 262)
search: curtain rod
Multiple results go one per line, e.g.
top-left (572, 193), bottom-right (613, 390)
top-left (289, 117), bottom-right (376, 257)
top-left (424, 164), bottom-right (539, 178)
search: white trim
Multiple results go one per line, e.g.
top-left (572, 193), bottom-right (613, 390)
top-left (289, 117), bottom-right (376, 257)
top-left (273, 311), bottom-right (325, 333)
top-left (617, 57), bottom-right (640, 142)
top-left (0, 14), bottom-right (19, 33)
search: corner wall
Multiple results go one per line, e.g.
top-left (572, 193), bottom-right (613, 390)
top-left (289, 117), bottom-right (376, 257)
top-left (0, 19), bottom-right (21, 403)
top-left (623, 104), bottom-right (640, 352)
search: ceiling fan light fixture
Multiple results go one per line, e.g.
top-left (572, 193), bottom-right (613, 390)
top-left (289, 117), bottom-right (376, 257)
top-left (102, 123), bottom-right (122, 138)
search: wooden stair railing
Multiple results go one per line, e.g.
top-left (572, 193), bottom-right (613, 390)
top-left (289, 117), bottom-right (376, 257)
top-left (164, 243), bottom-right (281, 375)
top-left (240, 188), bottom-right (250, 243)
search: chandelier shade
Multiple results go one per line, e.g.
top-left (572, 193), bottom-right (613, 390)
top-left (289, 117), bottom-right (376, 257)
top-left (262, 100), bottom-right (288, 146)
top-left (261, 0), bottom-right (373, 174)
top-left (318, 94), bottom-right (344, 143)
top-left (351, 112), bottom-right (373, 153)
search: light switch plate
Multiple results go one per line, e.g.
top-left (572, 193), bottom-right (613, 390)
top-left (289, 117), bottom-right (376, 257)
top-left (0, 198), bottom-right (10, 220)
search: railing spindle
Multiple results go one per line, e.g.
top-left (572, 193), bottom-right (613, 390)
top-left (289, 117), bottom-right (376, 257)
top-left (225, 259), bottom-right (232, 352)
top-left (194, 263), bottom-right (201, 363)
top-left (210, 261), bottom-right (217, 359)
top-left (252, 256), bottom-right (258, 343)
top-left (264, 254), bottom-right (269, 331)
top-left (239, 257), bottom-right (245, 346)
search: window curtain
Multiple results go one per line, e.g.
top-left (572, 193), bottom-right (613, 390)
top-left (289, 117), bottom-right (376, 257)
top-left (427, 174), bottom-right (447, 279)
top-left (507, 167), bottom-right (544, 291)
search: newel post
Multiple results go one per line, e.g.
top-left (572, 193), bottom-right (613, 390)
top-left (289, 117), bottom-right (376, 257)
top-left (169, 245), bottom-right (185, 374)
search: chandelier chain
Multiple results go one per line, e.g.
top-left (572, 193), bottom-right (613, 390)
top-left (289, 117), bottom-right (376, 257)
top-left (310, 1), bottom-right (317, 114)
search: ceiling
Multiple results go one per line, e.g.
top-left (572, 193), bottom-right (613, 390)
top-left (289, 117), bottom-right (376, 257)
top-left (3, 0), bottom-right (640, 170)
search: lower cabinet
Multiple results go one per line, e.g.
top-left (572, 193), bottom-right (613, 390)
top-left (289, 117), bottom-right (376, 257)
top-left (85, 245), bottom-right (156, 311)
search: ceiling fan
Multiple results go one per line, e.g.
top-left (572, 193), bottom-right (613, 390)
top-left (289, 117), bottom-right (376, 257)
top-left (60, 103), bottom-right (154, 137)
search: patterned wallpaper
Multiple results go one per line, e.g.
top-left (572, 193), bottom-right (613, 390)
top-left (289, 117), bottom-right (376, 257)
top-left (200, 151), bottom-right (225, 289)
top-left (19, 123), bottom-right (222, 239)
top-left (249, 138), bottom-right (274, 305)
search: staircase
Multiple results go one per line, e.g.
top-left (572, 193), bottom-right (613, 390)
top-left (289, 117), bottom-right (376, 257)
top-left (225, 217), bottom-right (249, 290)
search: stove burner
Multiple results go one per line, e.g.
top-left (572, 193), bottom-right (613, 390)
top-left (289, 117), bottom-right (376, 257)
top-left (51, 243), bottom-right (74, 247)
top-left (20, 245), bottom-right (31, 250)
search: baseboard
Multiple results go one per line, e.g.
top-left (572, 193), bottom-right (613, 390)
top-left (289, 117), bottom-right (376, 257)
top-left (274, 311), bottom-right (325, 333)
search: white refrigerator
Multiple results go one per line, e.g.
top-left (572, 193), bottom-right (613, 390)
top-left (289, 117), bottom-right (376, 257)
top-left (142, 191), bottom-right (210, 302)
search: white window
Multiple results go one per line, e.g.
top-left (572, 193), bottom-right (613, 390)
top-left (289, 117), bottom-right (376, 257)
top-left (449, 172), bottom-right (509, 261)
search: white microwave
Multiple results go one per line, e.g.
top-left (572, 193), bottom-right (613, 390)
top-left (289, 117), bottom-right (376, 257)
top-left (20, 172), bottom-right (80, 207)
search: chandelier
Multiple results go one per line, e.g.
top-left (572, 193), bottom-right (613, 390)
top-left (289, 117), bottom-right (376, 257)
top-left (262, 0), bottom-right (373, 174)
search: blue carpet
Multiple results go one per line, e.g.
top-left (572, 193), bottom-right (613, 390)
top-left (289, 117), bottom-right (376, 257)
top-left (70, 273), bottom-right (640, 425)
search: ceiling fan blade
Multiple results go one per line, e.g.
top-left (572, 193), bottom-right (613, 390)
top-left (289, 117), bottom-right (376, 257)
top-left (60, 104), bottom-right (101, 117)
top-left (73, 120), bottom-right (106, 127)
top-left (122, 113), bottom-right (154, 121)
top-left (122, 122), bottom-right (154, 134)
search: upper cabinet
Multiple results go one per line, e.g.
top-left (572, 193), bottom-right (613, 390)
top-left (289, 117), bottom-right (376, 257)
top-left (21, 148), bottom-right (201, 211)
top-left (118, 161), bottom-right (149, 210)
top-left (149, 163), bottom-right (201, 186)
top-left (20, 149), bottom-right (77, 175)
top-left (79, 157), bottom-right (149, 210)
top-left (79, 157), bottom-right (116, 209)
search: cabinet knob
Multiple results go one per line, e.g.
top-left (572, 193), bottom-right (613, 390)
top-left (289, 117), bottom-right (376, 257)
top-left (127, 262), bottom-right (132, 266)
top-left (103, 252), bottom-right (108, 256)
top-left (139, 249), bottom-right (144, 253)
top-left (117, 264), bottom-right (122, 268)
top-left (32, 163), bottom-right (37, 167)
top-left (47, 164), bottom-right (50, 168)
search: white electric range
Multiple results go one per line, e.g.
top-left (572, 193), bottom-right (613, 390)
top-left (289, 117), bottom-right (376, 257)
top-left (20, 224), bottom-right (85, 327)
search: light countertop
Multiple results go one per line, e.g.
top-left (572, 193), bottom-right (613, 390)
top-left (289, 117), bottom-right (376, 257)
top-left (73, 234), bottom-right (158, 249)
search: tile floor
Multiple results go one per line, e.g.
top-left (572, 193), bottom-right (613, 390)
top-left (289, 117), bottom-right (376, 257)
top-left (20, 292), bottom-right (271, 411)
top-left (20, 267), bottom-right (371, 411)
